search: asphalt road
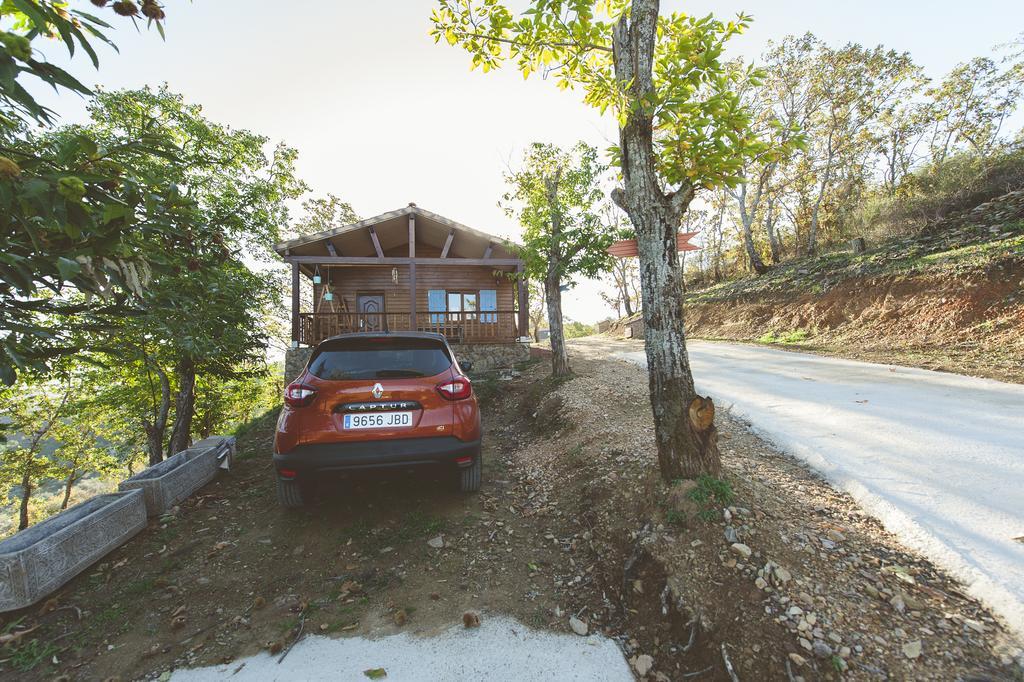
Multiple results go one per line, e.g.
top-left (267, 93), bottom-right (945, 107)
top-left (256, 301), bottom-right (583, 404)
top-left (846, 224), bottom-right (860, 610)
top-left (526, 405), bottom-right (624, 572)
top-left (611, 339), bottom-right (1024, 636)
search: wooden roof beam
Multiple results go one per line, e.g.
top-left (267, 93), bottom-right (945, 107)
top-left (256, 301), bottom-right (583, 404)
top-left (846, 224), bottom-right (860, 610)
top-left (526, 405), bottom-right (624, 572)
top-left (368, 226), bottom-right (384, 259)
top-left (440, 229), bottom-right (455, 258)
top-left (284, 255), bottom-right (521, 267)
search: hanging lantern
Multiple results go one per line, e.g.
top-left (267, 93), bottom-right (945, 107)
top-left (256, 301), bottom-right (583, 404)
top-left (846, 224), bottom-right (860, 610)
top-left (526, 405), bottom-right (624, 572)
top-left (391, 267), bottom-right (399, 284)
top-left (324, 291), bottom-right (333, 301)
top-left (313, 265), bottom-right (322, 285)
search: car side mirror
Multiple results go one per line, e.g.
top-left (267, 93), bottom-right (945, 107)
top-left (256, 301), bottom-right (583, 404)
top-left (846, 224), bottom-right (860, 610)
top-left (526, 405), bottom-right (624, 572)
top-left (462, 360), bottom-right (473, 372)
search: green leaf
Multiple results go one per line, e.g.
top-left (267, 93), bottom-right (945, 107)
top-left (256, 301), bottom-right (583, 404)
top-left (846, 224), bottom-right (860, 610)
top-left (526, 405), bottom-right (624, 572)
top-left (56, 257), bottom-right (81, 280)
top-left (363, 669), bottom-right (387, 679)
top-left (102, 202), bottom-right (131, 223)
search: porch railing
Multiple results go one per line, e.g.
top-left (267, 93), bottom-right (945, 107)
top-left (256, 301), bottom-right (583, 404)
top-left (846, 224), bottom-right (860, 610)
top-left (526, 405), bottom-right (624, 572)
top-left (298, 310), bottom-right (519, 346)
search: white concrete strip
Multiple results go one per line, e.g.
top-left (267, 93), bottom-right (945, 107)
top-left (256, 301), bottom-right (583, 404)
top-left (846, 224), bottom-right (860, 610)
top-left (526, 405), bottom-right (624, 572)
top-left (618, 341), bottom-right (1024, 636)
top-left (172, 616), bottom-right (633, 681)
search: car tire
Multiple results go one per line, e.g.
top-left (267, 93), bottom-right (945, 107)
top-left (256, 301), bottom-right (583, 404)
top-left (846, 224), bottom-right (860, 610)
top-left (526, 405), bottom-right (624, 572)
top-left (459, 456), bottom-right (482, 493)
top-left (276, 477), bottom-right (306, 508)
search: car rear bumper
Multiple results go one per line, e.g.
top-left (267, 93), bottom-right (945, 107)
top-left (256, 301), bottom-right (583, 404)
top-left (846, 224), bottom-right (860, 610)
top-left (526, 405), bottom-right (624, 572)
top-left (273, 436), bottom-right (481, 475)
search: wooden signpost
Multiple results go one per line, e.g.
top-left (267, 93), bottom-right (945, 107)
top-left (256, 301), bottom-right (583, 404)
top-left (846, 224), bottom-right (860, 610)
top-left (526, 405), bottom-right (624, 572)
top-left (607, 232), bottom-right (699, 258)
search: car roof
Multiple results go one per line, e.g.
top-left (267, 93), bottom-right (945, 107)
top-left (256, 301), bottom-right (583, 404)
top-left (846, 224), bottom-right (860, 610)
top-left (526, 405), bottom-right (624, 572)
top-left (318, 331), bottom-right (450, 345)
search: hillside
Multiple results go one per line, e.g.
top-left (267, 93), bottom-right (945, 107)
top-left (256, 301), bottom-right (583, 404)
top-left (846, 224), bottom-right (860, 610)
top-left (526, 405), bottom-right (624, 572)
top-left (630, 190), bottom-right (1024, 382)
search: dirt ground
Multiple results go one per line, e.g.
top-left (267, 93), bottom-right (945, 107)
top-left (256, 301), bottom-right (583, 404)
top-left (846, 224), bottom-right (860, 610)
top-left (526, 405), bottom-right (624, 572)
top-left (0, 405), bottom-right (595, 678)
top-left (2, 347), bottom-right (1022, 680)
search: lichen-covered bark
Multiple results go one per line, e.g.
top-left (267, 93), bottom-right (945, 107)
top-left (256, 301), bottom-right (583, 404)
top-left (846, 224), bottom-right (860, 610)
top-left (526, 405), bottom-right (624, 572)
top-left (612, 0), bottom-right (721, 481)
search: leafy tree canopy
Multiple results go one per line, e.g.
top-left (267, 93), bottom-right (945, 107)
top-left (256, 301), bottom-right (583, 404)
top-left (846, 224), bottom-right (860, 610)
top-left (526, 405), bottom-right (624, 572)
top-left (0, 2), bottom-right (178, 383)
top-left (502, 142), bottom-right (613, 284)
top-left (290, 193), bottom-right (359, 238)
top-left (432, 1), bottom-right (772, 194)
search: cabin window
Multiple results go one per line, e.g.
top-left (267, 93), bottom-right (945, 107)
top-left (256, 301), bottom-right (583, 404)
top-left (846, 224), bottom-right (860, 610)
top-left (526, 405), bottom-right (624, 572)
top-left (479, 289), bottom-right (497, 323)
top-left (428, 289), bottom-right (497, 324)
top-left (428, 289), bottom-right (446, 323)
top-left (448, 292), bottom-right (478, 320)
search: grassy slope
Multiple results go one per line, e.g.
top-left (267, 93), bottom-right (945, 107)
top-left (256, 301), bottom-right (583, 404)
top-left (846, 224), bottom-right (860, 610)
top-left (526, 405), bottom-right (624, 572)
top-left (689, 215), bottom-right (1024, 305)
top-left (677, 191), bottom-right (1024, 382)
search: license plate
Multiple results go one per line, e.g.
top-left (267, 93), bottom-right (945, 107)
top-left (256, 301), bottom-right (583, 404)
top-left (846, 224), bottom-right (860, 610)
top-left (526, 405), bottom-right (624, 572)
top-left (343, 411), bottom-right (413, 430)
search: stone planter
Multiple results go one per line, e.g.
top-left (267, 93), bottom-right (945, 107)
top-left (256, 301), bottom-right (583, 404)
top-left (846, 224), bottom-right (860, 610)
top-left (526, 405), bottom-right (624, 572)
top-left (0, 489), bottom-right (146, 612)
top-left (119, 440), bottom-right (225, 517)
top-left (192, 435), bottom-right (236, 471)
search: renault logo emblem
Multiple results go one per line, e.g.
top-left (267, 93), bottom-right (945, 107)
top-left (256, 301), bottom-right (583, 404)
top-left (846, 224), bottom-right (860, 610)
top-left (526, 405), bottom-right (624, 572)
top-left (371, 383), bottom-right (384, 399)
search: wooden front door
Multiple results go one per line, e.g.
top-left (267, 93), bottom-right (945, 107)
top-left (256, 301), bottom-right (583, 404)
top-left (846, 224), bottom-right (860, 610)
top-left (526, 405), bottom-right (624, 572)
top-left (358, 294), bottom-right (384, 331)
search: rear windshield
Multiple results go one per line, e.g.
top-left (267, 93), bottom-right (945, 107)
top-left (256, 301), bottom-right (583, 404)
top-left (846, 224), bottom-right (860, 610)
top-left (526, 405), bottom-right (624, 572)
top-left (308, 337), bottom-right (453, 381)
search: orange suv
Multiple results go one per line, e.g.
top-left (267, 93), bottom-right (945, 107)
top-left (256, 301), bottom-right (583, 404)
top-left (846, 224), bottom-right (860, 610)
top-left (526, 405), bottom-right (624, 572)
top-left (273, 332), bottom-right (481, 507)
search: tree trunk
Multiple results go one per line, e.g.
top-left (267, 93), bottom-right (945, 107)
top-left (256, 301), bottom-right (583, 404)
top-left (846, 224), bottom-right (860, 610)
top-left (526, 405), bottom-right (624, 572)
top-left (168, 357), bottom-right (196, 455)
top-left (741, 218), bottom-right (768, 274)
top-left (611, 0), bottom-right (720, 482)
top-left (18, 468), bottom-right (32, 531)
top-left (765, 199), bottom-right (782, 265)
top-left (144, 363), bottom-right (171, 465)
top-left (544, 274), bottom-right (571, 376)
top-left (61, 470), bottom-right (76, 510)
top-left (613, 260), bottom-right (635, 317)
top-left (808, 138), bottom-right (835, 257)
top-left (542, 171), bottom-right (571, 377)
top-left (734, 184), bottom-right (768, 275)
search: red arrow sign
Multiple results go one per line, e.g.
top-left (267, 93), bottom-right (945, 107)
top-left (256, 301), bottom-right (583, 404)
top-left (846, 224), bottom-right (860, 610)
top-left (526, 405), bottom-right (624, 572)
top-left (607, 232), bottom-right (699, 258)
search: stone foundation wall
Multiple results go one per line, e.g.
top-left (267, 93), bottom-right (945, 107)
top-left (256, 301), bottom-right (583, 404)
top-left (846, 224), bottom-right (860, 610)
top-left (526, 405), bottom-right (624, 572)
top-left (453, 342), bottom-right (530, 373)
top-left (285, 347), bottom-right (313, 384)
top-left (285, 343), bottom-right (528, 382)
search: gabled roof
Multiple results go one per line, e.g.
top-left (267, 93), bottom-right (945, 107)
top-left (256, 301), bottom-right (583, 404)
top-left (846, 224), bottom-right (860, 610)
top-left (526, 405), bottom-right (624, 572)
top-left (275, 203), bottom-right (520, 261)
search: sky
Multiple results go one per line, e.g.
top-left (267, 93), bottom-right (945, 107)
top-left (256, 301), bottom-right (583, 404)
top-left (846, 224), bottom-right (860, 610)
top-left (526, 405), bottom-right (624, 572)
top-left (25, 0), bottom-right (1024, 323)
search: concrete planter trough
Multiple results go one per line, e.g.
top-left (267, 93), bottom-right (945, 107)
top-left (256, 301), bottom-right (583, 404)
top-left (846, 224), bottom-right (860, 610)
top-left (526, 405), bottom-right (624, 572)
top-left (0, 489), bottom-right (146, 612)
top-left (119, 436), bottom-right (233, 518)
top-left (193, 435), bottom-right (236, 470)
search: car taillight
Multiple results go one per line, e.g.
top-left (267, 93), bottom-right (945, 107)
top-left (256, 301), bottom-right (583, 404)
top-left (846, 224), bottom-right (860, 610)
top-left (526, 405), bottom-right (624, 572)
top-left (284, 382), bottom-right (317, 408)
top-left (436, 376), bottom-right (472, 400)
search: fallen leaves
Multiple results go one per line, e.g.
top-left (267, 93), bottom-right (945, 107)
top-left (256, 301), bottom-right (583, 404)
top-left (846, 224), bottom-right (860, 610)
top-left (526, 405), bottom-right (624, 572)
top-left (363, 668), bottom-right (387, 679)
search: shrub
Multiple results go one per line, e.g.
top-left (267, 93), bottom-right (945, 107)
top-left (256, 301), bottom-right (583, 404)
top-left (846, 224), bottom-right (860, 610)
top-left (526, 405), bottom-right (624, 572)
top-left (855, 144), bottom-right (1024, 241)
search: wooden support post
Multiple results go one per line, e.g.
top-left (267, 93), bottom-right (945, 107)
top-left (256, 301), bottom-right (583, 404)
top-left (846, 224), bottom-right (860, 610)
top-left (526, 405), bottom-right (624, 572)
top-left (516, 263), bottom-right (528, 340)
top-left (483, 242), bottom-right (493, 259)
top-left (291, 262), bottom-right (300, 345)
top-left (409, 214), bottom-right (417, 328)
top-left (325, 241), bottom-right (338, 256)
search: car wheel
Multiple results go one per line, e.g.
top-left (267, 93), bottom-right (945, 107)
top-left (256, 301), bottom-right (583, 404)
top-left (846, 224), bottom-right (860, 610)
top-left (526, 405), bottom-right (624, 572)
top-left (459, 456), bottom-right (482, 493)
top-left (276, 477), bottom-right (306, 508)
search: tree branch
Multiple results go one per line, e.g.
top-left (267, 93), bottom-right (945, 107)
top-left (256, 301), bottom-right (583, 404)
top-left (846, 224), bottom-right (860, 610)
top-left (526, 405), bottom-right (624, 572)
top-left (449, 29), bottom-right (612, 54)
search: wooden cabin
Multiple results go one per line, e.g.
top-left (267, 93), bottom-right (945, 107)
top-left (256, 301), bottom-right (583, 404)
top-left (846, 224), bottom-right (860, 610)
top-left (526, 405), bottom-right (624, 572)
top-left (275, 203), bottom-right (529, 352)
